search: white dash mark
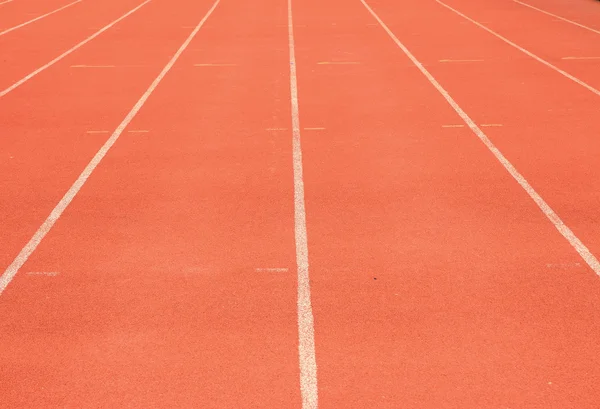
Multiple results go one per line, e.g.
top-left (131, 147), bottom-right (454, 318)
top-left (0, 0), bottom-right (222, 296)
top-left (266, 127), bottom-right (288, 131)
top-left (0, 0), bottom-right (83, 37)
top-left (561, 56), bottom-right (600, 60)
top-left (193, 63), bottom-right (236, 66)
top-left (442, 124), bottom-right (464, 128)
top-left (438, 59), bottom-right (484, 63)
top-left (480, 124), bottom-right (503, 127)
top-left (255, 268), bottom-right (289, 272)
top-left (0, 0), bottom-right (151, 98)
top-left (86, 130), bottom-right (110, 134)
top-left (26, 272), bottom-right (59, 277)
top-left (317, 61), bottom-right (359, 65)
top-left (362, 0), bottom-right (600, 279)
top-left (288, 0), bottom-right (319, 406)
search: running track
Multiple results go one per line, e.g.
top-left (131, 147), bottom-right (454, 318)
top-left (1, 0), bottom-right (600, 407)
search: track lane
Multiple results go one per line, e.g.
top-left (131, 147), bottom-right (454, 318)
top-left (437, 0), bottom-right (600, 92)
top-left (0, 0), bottom-right (301, 406)
top-left (293, 0), bottom-right (600, 407)
top-left (0, 0), bottom-right (220, 292)
top-left (0, 0), bottom-right (146, 87)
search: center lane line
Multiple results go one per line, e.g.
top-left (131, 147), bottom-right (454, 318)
top-left (0, 0), bottom-right (222, 295)
top-left (287, 0), bottom-right (319, 407)
top-left (360, 0), bottom-right (600, 277)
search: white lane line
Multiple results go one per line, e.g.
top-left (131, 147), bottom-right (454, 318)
top-left (266, 127), bottom-right (288, 131)
top-left (361, 0), bottom-right (600, 278)
top-left (481, 123), bottom-right (503, 127)
top-left (85, 130), bottom-right (110, 134)
top-left (0, 0), bottom-right (83, 37)
top-left (513, 0), bottom-right (600, 35)
top-left (0, 0), bottom-right (221, 296)
top-left (287, 0), bottom-right (318, 407)
top-left (438, 59), bottom-right (484, 63)
top-left (442, 124), bottom-right (464, 128)
top-left (435, 0), bottom-right (600, 99)
top-left (255, 268), bottom-right (289, 272)
top-left (0, 0), bottom-right (151, 98)
top-left (71, 65), bottom-right (117, 68)
top-left (562, 56), bottom-right (600, 60)
top-left (0, 0), bottom-right (14, 6)
top-left (193, 63), bottom-right (237, 66)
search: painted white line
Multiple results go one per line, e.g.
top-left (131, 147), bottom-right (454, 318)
top-left (255, 268), bottom-right (289, 272)
top-left (480, 123), bottom-right (503, 127)
top-left (85, 130), bottom-right (110, 134)
top-left (513, 0), bottom-right (600, 35)
top-left (0, 0), bottom-right (221, 296)
top-left (266, 127), bottom-right (288, 131)
top-left (193, 63), bottom-right (237, 66)
top-left (438, 59), bottom-right (484, 63)
top-left (288, 0), bottom-right (318, 407)
top-left (317, 61), bottom-right (359, 65)
top-left (442, 124), bottom-right (464, 128)
top-left (26, 271), bottom-right (59, 277)
top-left (0, 0), bottom-right (14, 6)
top-left (0, 0), bottom-right (151, 98)
top-left (562, 56), bottom-right (600, 60)
top-left (71, 65), bottom-right (116, 68)
top-left (0, 0), bottom-right (83, 37)
top-left (435, 0), bottom-right (600, 99)
top-left (362, 0), bottom-right (600, 278)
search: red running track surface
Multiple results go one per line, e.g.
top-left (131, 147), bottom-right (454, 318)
top-left (1, 0), bottom-right (600, 407)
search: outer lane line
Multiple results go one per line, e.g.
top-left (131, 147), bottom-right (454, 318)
top-left (360, 0), bottom-right (600, 278)
top-left (435, 0), bottom-right (600, 99)
top-left (0, 0), bottom-right (222, 295)
top-left (0, 0), bottom-right (151, 98)
top-left (0, 0), bottom-right (83, 37)
top-left (287, 0), bottom-right (319, 407)
top-left (513, 0), bottom-right (600, 35)
top-left (0, 0), bottom-right (14, 6)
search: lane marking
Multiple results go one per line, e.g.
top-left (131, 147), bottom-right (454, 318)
top-left (255, 268), bottom-right (289, 272)
top-left (266, 127), bottom-right (288, 131)
top-left (287, 0), bottom-right (318, 407)
top-left (0, 0), bottom-right (14, 6)
top-left (0, 0), bottom-right (82, 37)
top-left (513, 0), bottom-right (600, 35)
top-left (481, 123), bottom-right (503, 127)
top-left (362, 0), bottom-right (600, 278)
top-left (317, 61), bottom-right (359, 65)
top-left (562, 56), bottom-right (600, 60)
top-left (442, 124), bottom-right (464, 128)
top-left (86, 130), bottom-right (110, 134)
top-left (26, 271), bottom-right (59, 277)
top-left (0, 0), bottom-right (222, 296)
top-left (193, 63), bottom-right (236, 66)
top-left (304, 127), bottom-right (325, 130)
top-left (438, 59), bottom-right (484, 63)
top-left (128, 130), bottom-right (149, 133)
top-left (435, 0), bottom-right (600, 99)
top-left (0, 0), bottom-right (151, 98)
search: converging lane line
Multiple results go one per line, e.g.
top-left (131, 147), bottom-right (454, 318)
top-left (0, 0), bottom-right (83, 37)
top-left (0, 0), bottom-right (151, 98)
top-left (287, 0), bottom-right (319, 407)
top-left (360, 0), bottom-right (600, 278)
top-left (513, 0), bottom-right (600, 35)
top-left (0, 0), bottom-right (222, 295)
